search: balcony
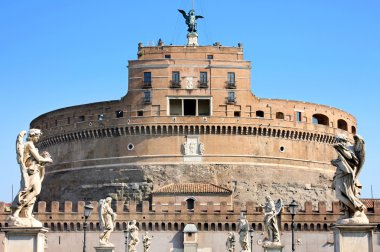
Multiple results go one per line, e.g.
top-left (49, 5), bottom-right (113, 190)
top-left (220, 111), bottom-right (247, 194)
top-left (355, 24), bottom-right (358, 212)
top-left (170, 80), bottom-right (181, 88)
top-left (226, 81), bottom-right (236, 89)
top-left (143, 81), bottom-right (152, 89)
top-left (226, 96), bottom-right (236, 104)
top-left (198, 80), bottom-right (209, 88)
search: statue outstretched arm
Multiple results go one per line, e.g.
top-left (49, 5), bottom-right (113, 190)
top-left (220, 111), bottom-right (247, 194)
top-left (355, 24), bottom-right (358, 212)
top-left (27, 142), bottom-right (53, 164)
top-left (195, 15), bottom-right (204, 19)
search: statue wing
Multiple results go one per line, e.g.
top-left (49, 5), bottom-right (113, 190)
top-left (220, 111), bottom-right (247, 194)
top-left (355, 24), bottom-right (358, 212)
top-left (195, 15), bottom-right (204, 19)
top-left (16, 131), bottom-right (26, 166)
top-left (274, 199), bottom-right (283, 215)
top-left (353, 135), bottom-right (365, 177)
top-left (98, 199), bottom-right (105, 229)
top-left (178, 9), bottom-right (188, 19)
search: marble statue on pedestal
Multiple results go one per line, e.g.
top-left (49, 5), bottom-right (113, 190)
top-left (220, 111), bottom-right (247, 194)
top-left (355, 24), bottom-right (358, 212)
top-left (8, 129), bottom-right (53, 227)
top-left (262, 196), bottom-right (283, 245)
top-left (331, 134), bottom-right (369, 224)
top-left (238, 213), bottom-right (250, 252)
top-left (143, 231), bottom-right (152, 252)
top-left (226, 232), bottom-right (236, 252)
top-left (127, 220), bottom-right (140, 252)
top-left (99, 197), bottom-right (117, 246)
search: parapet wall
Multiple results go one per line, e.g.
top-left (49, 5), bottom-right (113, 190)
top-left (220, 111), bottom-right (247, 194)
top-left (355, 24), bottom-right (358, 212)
top-left (1, 200), bottom-right (379, 233)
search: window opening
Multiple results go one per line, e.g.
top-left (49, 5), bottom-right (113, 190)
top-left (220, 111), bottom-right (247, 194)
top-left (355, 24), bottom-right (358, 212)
top-left (169, 100), bottom-right (182, 116)
top-left (165, 54), bottom-right (171, 59)
top-left (227, 72), bottom-right (236, 88)
top-left (234, 111), bottom-right (241, 117)
top-left (198, 99), bottom-right (210, 116)
top-left (227, 92), bottom-right (236, 103)
top-left (137, 111), bottom-right (144, 117)
top-left (276, 112), bottom-right (284, 119)
top-left (143, 72), bottom-right (152, 88)
top-left (116, 110), bottom-right (124, 118)
top-left (199, 72), bottom-right (208, 88)
top-left (207, 55), bottom-right (213, 59)
top-left (296, 111), bottom-right (302, 122)
top-left (171, 71), bottom-right (181, 88)
top-left (256, 110), bottom-right (264, 118)
top-left (144, 91), bottom-right (151, 103)
top-left (184, 99), bottom-right (196, 116)
top-left (186, 198), bottom-right (195, 210)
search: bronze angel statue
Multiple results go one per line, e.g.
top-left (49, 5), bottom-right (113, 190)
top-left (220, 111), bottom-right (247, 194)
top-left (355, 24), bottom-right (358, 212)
top-left (262, 196), bottom-right (282, 244)
top-left (331, 134), bottom-right (368, 224)
top-left (99, 197), bottom-right (117, 246)
top-left (178, 9), bottom-right (204, 33)
top-left (10, 129), bottom-right (53, 227)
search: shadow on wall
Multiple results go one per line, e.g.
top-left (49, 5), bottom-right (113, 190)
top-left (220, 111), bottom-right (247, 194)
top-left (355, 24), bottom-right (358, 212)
top-left (171, 231), bottom-right (184, 249)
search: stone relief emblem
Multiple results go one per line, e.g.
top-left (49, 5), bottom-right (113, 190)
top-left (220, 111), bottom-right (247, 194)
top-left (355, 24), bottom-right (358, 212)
top-left (182, 136), bottom-right (204, 156)
top-left (185, 76), bottom-right (194, 89)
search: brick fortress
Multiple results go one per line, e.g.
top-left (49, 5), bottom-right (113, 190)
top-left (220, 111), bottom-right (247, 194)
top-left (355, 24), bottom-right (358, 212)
top-left (1, 9), bottom-right (379, 252)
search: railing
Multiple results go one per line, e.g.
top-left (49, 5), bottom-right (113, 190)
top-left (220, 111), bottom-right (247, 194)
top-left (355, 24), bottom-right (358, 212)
top-left (170, 80), bottom-right (181, 88)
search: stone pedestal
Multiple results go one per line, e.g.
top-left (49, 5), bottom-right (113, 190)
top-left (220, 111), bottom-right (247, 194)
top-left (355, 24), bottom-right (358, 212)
top-left (94, 246), bottom-right (115, 252)
top-left (0, 227), bottom-right (48, 252)
top-left (332, 224), bottom-right (377, 252)
top-left (187, 33), bottom-right (198, 46)
top-left (183, 224), bottom-right (198, 252)
top-left (262, 243), bottom-right (284, 252)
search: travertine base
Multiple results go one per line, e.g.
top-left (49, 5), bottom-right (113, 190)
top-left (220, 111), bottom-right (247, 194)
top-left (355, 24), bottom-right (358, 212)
top-left (187, 33), bottom-right (198, 46)
top-left (0, 227), bottom-right (48, 252)
top-left (332, 224), bottom-right (377, 252)
top-left (184, 243), bottom-right (197, 252)
top-left (94, 246), bottom-right (115, 252)
top-left (263, 243), bottom-right (284, 252)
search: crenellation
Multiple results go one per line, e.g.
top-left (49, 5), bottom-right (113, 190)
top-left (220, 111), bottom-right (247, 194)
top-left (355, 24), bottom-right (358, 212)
top-left (51, 201), bottom-right (60, 213)
top-left (374, 201), bottom-right (380, 213)
top-left (168, 202), bottom-right (175, 213)
top-left (233, 201), bottom-right (241, 214)
top-left (207, 202), bottom-right (214, 213)
top-left (116, 200), bottom-right (124, 213)
top-left (194, 201), bottom-right (201, 214)
top-left (77, 201), bottom-right (85, 214)
top-left (305, 201), bottom-right (313, 214)
top-left (0, 202), bottom-right (4, 213)
top-left (64, 201), bottom-right (72, 213)
top-left (38, 201), bottom-right (46, 213)
top-left (142, 201), bottom-right (150, 213)
top-left (220, 201), bottom-right (227, 214)
top-left (246, 201), bottom-right (254, 214)
top-left (332, 201), bottom-right (340, 214)
top-left (318, 201), bottom-right (327, 214)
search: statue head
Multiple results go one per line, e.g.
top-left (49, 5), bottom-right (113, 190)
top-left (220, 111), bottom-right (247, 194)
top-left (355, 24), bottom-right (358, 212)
top-left (27, 128), bottom-right (42, 142)
top-left (105, 197), bottom-right (112, 203)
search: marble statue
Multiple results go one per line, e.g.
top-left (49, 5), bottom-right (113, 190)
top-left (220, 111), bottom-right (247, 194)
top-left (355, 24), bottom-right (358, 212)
top-left (178, 9), bottom-right (204, 33)
top-left (262, 196), bottom-right (282, 244)
top-left (99, 197), bottom-right (117, 246)
top-left (238, 213), bottom-right (250, 252)
top-left (331, 134), bottom-right (369, 224)
top-left (127, 220), bottom-right (140, 252)
top-left (9, 129), bottom-right (53, 227)
top-left (226, 232), bottom-right (236, 252)
top-left (143, 231), bottom-right (152, 252)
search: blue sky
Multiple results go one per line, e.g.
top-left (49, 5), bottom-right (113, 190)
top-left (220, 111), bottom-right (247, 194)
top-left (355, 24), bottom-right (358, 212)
top-left (0, 0), bottom-right (379, 202)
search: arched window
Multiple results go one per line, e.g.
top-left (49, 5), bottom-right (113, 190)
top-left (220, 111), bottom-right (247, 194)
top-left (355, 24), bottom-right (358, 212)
top-left (337, 119), bottom-right (348, 131)
top-left (256, 110), bottom-right (264, 118)
top-left (186, 198), bottom-right (195, 210)
top-left (312, 114), bottom-right (329, 126)
top-left (276, 112), bottom-right (285, 119)
top-left (351, 126), bottom-right (357, 134)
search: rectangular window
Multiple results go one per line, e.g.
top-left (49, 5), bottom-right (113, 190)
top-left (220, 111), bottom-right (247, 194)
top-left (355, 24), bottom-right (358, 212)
top-left (115, 110), bottom-right (124, 118)
top-left (169, 99), bottom-right (182, 116)
top-left (171, 71), bottom-right (180, 87)
top-left (165, 54), bottom-right (171, 59)
top-left (97, 114), bottom-right (104, 121)
top-left (207, 55), bottom-right (213, 59)
top-left (228, 91), bottom-right (236, 103)
top-left (199, 72), bottom-right (208, 87)
top-left (198, 99), bottom-right (210, 116)
top-left (296, 111), bottom-right (302, 122)
top-left (144, 91), bottom-right (151, 103)
top-left (137, 110), bottom-right (144, 117)
top-left (227, 72), bottom-right (235, 88)
top-left (143, 72), bottom-right (152, 87)
top-left (234, 111), bottom-right (241, 117)
top-left (78, 116), bottom-right (85, 122)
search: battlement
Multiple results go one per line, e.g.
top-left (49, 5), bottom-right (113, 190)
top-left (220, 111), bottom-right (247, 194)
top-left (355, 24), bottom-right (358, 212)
top-left (1, 200), bottom-right (379, 233)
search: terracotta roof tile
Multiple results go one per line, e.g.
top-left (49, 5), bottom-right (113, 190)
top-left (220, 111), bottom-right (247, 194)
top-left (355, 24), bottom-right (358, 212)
top-left (153, 183), bottom-right (232, 195)
top-left (361, 198), bottom-right (380, 209)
